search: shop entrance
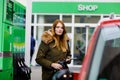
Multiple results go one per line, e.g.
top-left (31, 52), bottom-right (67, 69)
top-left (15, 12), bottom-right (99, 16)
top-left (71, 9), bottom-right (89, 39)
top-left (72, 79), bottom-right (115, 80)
top-left (73, 25), bottom-right (95, 65)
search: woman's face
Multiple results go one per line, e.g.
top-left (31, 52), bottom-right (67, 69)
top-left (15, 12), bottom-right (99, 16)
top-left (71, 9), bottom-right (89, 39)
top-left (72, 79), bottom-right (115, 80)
top-left (55, 22), bottom-right (64, 36)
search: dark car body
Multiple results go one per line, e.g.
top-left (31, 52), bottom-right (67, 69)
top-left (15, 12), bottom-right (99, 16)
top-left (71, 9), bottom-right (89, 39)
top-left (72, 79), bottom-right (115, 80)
top-left (78, 18), bottom-right (120, 80)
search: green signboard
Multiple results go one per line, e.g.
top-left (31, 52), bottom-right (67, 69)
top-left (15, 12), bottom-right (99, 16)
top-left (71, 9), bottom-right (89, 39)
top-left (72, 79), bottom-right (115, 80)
top-left (32, 2), bottom-right (120, 14)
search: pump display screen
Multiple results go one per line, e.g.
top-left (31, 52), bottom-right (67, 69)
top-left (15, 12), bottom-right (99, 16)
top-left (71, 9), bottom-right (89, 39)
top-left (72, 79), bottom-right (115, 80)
top-left (6, 0), bottom-right (14, 22)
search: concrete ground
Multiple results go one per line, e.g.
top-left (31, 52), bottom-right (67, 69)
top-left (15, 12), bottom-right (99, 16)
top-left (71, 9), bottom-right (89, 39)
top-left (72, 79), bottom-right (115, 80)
top-left (31, 66), bottom-right (42, 80)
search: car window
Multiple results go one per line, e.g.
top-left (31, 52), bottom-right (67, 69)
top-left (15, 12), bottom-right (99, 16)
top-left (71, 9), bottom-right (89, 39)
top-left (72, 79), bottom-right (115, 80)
top-left (98, 38), bottom-right (120, 80)
top-left (88, 26), bottom-right (120, 80)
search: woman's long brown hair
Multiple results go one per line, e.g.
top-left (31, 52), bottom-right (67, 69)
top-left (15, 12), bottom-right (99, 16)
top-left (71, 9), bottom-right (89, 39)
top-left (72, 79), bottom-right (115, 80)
top-left (51, 19), bottom-right (69, 52)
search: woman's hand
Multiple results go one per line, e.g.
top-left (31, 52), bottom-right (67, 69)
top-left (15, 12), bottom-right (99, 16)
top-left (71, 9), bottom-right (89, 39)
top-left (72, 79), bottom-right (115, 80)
top-left (66, 57), bottom-right (72, 64)
top-left (51, 63), bottom-right (62, 70)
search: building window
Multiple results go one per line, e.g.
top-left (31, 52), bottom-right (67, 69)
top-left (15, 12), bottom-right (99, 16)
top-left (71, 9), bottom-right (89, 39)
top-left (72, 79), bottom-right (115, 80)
top-left (63, 15), bottom-right (72, 23)
top-left (75, 15), bottom-right (100, 23)
top-left (37, 15), bottom-right (59, 23)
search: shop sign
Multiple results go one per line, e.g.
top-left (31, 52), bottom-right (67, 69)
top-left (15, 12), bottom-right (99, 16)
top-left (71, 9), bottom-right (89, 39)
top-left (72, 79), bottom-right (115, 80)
top-left (78, 4), bottom-right (98, 11)
top-left (32, 2), bottom-right (120, 14)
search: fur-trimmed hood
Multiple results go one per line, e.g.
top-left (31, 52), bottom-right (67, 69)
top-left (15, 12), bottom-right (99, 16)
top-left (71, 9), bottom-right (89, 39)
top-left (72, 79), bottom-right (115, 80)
top-left (41, 29), bottom-right (53, 44)
top-left (41, 29), bottom-right (70, 44)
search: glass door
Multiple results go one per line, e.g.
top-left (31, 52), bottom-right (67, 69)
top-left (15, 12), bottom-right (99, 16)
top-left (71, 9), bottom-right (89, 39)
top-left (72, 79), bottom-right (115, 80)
top-left (73, 26), bottom-right (95, 65)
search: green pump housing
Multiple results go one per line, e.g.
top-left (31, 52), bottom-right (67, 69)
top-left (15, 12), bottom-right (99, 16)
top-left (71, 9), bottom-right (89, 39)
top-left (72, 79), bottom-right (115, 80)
top-left (0, 0), bottom-right (26, 80)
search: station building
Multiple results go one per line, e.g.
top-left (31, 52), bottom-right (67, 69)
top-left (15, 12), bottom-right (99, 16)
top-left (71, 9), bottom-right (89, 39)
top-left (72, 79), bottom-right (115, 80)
top-left (25, 0), bottom-right (120, 73)
top-left (1, 0), bottom-right (119, 80)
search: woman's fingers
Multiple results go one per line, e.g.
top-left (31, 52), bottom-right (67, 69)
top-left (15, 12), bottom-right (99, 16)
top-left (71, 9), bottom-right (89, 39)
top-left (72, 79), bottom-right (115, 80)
top-left (51, 63), bottom-right (62, 70)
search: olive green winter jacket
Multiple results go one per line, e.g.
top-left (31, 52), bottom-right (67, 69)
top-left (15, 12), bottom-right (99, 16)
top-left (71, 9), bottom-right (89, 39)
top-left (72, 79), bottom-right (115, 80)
top-left (35, 30), bottom-right (71, 80)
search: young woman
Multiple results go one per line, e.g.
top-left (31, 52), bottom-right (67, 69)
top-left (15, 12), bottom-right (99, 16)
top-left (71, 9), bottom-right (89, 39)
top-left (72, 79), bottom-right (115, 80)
top-left (35, 19), bottom-right (71, 80)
